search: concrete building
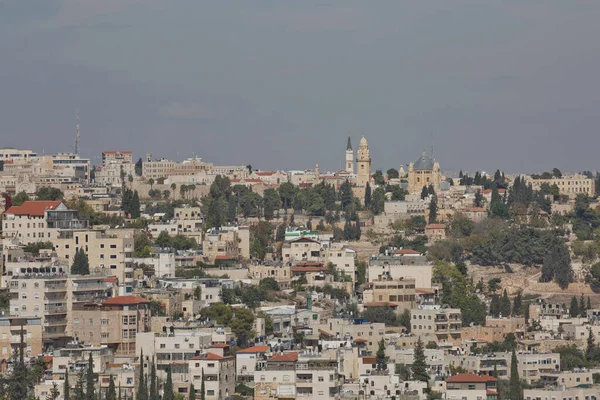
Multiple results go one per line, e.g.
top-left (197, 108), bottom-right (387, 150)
top-left (2, 201), bottom-right (88, 245)
top-left (445, 373), bottom-right (498, 400)
top-left (0, 316), bottom-right (43, 359)
top-left (0, 148), bottom-right (37, 161)
top-left (236, 345), bottom-right (269, 382)
top-left (368, 254), bottom-right (433, 290)
top-left (102, 151), bottom-right (133, 166)
top-left (202, 226), bottom-right (249, 263)
top-left (407, 152), bottom-right (441, 194)
top-left (189, 352), bottom-right (236, 400)
top-left (411, 306), bottom-right (462, 344)
top-left (362, 276), bottom-right (416, 314)
top-left (72, 296), bottom-right (151, 356)
top-left (53, 229), bottom-right (135, 285)
top-left (425, 224), bottom-right (447, 242)
top-left (282, 237), bottom-right (322, 263)
top-left (528, 174), bottom-right (596, 198)
top-left (523, 385), bottom-right (600, 400)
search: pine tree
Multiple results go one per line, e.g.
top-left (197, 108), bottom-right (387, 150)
top-left (64, 370), bottom-right (71, 400)
top-left (512, 292), bottom-right (522, 316)
top-left (107, 376), bottom-right (116, 400)
top-left (364, 183), bottom-right (371, 207)
top-left (200, 369), bottom-right (205, 400)
top-left (570, 296), bottom-right (580, 318)
top-left (375, 338), bottom-right (387, 371)
top-left (163, 367), bottom-right (173, 400)
top-left (149, 357), bottom-right (157, 400)
top-left (131, 191), bottom-right (141, 219)
top-left (136, 350), bottom-right (147, 400)
top-left (48, 382), bottom-right (61, 400)
top-left (509, 349), bottom-right (521, 400)
top-left (501, 289), bottom-right (511, 317)
top-left (188, 383), bottom-right (195, 400)
top-left (86, 353), bottom-right (96, 400)
top-left (71, 248), bottom-right (90, 275)
top-left (411, 338), bottom-right (430, 384)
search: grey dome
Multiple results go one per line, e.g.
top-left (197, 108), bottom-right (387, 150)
top-left (413, 152), bottom-right (435, 170)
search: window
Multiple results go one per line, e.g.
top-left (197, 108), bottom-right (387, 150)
top-left (206, 391), bottom-right (214, 396)
top-left (160, 344), bottom-right (166, 349)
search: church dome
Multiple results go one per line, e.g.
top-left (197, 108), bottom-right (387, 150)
top-left (359, 136), bottom-right (368, 147)
top-left (413, 152), bottom-right (435, 170)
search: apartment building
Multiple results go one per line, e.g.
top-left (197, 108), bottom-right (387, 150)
top-left (368, 254), bottom-right (433, 289)
top-left (424, 224), bottom-right (447, 242)
top-left (0, 148), bottom-right (37, 161)
top-left (52, 344), bottom-right (115, 377)
top-left (447, 353), bottom-right (511, 379)
top-left (2, 201), bottom-right (88, 245)
top-left (142, 158), bottom-right (179, 180)
top-left (236, 345), bottom-right (269, 382)
top-left (411, 306), bottom-right (462, 344)
top-left (282, 237), bottom-right (322, 262)
top-left (102, 151), bottom-right (133, 166)
top-left (71, 295), bottom-right (151, 356)
top-left (254, 352), bottom-right (341, 400)
top-left (202, 226), bottom-right (250, 263)
top-left (523, 385), bottom-right (600, 400)
top-left (50, 153), bottom-right (91, 182)
top-left (445, 374), bottom-right (498, 400)
top-left (540, 370), bottom-right (594, 388)
top-left (0, 316), bottom-right (43, 359)
top-left (95, 162), bottom-right (135, 187)
top-left (362, 276), bottom-right (416, 314)
top-left (189, 352), bottom-right (236, 400)
top-left (8, 273), bottom-right (109, 347)
top-left (518, 352), bottom-right (561, 383)
top-left (528, 174), bottom-right (596, 198)
top-left (324, 245), bottom-right (356, 282)
top-left (249, 263), bottom-right (292, 289)
top-left (99, 364), bottom-right (139, 400)
top-left (53, 229), bottom-right (135, 285)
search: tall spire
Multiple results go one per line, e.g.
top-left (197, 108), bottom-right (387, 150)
top-left (346, 136), bottom-right (352, 151)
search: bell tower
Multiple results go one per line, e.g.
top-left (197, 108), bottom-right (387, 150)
top-left (345, 136), bottom-right (354, 174)
top-left (356, 136), bottom-right (371, 187)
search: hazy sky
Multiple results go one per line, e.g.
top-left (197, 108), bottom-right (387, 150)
top-left (2, 1), bottom-right (600, 174)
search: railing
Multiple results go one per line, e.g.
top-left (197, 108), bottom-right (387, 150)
top-left (45, 285), bottom-right (68, 292)
top-left (45, 306), bottom-right (67, 314)
top-left (44, 320), bottom-right (68, 327)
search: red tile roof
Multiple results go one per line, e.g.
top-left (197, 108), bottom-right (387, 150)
top-left (446, 374), bottom-right (497, 383)
top-left (416, 289), bottom-right (435, 295)
top-left (102, 296), bottom-right (150, 306)
top-left (269, 352), bottom-right (298, 362)
top-left (210, 343), bottom-right (229, 348)
top-left (4, 201), bottom-right (62, 217)
top-left (362, 356), bottom-right (376, 365)
top-left (318, 329), bottom-right (333, 337)
top-left (353, 338), bottom-right (368, 343)
top-left (190, 352), bottom-right (227, 361)
top-left (394, 249), bottom-right (420, 255)
top-left (104, 276), bottom-right (118, 283)
top-left (236, 345), bottom-right (269, 354)
top-left (215, 255), bottom-right (235, 260)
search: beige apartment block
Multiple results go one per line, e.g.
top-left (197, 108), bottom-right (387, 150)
top-left (424, 223), bottom-right (446, 242)
top-left (0, 316), bottom-right (43, 359)
top-left (2, 201), bottom-right (88, 245)
top-left (411, 306), bottom-right (462, 345)
top-left (236, 345), bottom-right (269, 382)
top-left (325, 245), bottom-right (356, 281)
top-left (99, 364), bottom-right (139, 400)
top-left (249, 264), bottom-right (292, 289)
top-left (102, 151), bottom-right (133, 166)
top-left (72, 296), bottom-right (151, 356)
top-left (202, 226), bottom-right (249, 263)
top-left (362, 276), bottom-right (416, 314)
top-left (368, 254), bottom-right (433, 290)
top-left (523, 385), bottom-right (600, 400)
top-left (189, 352), bottom-right (236, 400)
top-left (282, 237), bottom-right (322, 262)
top-left (528, 174), bottom-right (596, 198)
top-left (53, 229), bottom-right (135, 285)
top-left (8, 272), bottom-right (108, 346)
top-left (0, 148), bottom-right (37, 161)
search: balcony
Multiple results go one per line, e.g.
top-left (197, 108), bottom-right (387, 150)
top-left (71, 284), bottom-right (107, 292)
top-left (45, 306), bottom-right (67, 315)
top-left (44, 319), bottom-right (68, 328)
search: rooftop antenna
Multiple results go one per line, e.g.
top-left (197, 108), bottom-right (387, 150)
top-left (74, 108), bottom-right (80, 155)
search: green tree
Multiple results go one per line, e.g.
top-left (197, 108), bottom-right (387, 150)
top-left (86, 353), bottom-right (96, 400)
top-left (362, 306), bottom-right (398, 326)
top-left (230, 308), bottom-right (255, 348)
top-left (131, 191), bottom-right (141, 219)
top-left (541, 241), bottom-right (572, 289)
top-left (428, 195), bottom-right (438, 223)
top-left (71, 248), bottom-right (90, 275)
top-left (64, 370), bottom-right (71, 400)
top-left (509, 349), bottom-right (522, 400)
top-left (74, 371), bottom-right (85, 400)
top-left (12, 191), bottom-right (29, 206)
top-left (474, 189), bottom-right (484, 207)
top-left (163, 367), bottom-right (173, 400)
top-left (487, 278), bottom-right (501, 294)
top-left (136, 350), bottom-right (147, 400)
top-left (512, 292), bottom-right (522, 316)
top-left (259, 277), bottom-right (280, 291)
top-left (364, 183), bottom-right (372, 208)
top-left (35, 187), bottom-right (64, 201)
top-left (411, 338), bottom-right (430, 384)
top-left (135, 158), bottom-right (143, 176)
top-left (370, 187), bottom-right (386, 215)
top-left (398, 309), bottom-right (411, 333)
top-left (188, 383), bottom-right (195, 400)
top-left (199, 303), bottom-right (233, 325)
top-left (263, 188), bottom-right (280, 220)
top-left (386, 168), bottom-right (399, 180)
top-left (375, 338), bottom-right (387, 371)
top-left (373, 170), bottom-right (385, 185)
top-left (420, 186), bottom-right (428, 200)
top-left (200, 370), bottom-right (205, 400)
top-left (570, 296), bottom-right (580, 318)
top-left (107, 376), bottom-right (116, 400)
top-left (48, 382), bottom-right (60, 400)
top-left (501, 289), bottom-right (511, 317)
top-left (149, 357), bottom-right (157, 400)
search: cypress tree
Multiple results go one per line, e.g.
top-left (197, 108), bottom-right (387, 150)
top-left (136, 350), bottom-right (147, 400)
top-left (188, 383), bottom-right (195, 400)
top-left (71, 248), bottom-right (90, 275)
top-left (411, 338), bottom-right (430, 384)
top-left (570, 296), bottom-right (580, 318)
top-left (364, 183), bottom-right (371, 207)
top-left (512, 292), bottom-right (522, 316)
top-left (107, 376), bottom-right (116, 400)
top-left (500, 289), bottom-right (511, 317)
top-left (200, 369), bottom-right (205, 400)
top-left (10, 326), bottom-right (30, 400)
top-left (580, 294), bottom-right (586, 315)
top-left (428, 195), bottom-right (437, 223)
top-left (163, 367), bottom-right (173, 400)
top-left (588, 296), bottom-right (592, 311)
top-left (149, 357), bottom-right (157, 400)
top-left (375, 338), bottom-right (387, 371)
top-left (509, 349), bottom-right (521, 400)
top-left (490, 295), bottom-right (500, 318)
top-left (131, 191), bottom-right (141, 219)
top-left (74, 371), bottom-right (86, 400)
top-left (118, 384), bottom-right (121, 400)
top-left (64, 370), bottom-right (71, 400)
top-left (420, 186), bottom-right (428, 200)
top-left (86, 353), bottom-right (95, 400)
top-left (587, 327), bottom-right (596, 361)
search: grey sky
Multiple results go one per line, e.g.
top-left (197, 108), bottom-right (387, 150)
top-left (1, 1), bottom-right (600, 174)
